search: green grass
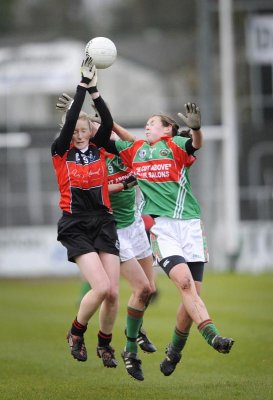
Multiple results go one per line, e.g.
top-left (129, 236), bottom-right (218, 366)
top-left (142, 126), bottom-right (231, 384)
top-left (0, 272), bottom-right (273, 400)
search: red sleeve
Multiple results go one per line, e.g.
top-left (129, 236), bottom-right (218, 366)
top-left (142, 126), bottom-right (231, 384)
top-left (117, 140), bottom-right (145, 169)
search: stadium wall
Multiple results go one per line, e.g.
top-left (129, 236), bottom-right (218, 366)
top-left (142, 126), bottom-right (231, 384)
top-left (0, 222), bottom-right (272, 277)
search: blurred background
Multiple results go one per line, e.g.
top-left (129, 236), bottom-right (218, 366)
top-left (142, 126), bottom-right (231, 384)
top-left (0, 0), bottom-right (272, 276)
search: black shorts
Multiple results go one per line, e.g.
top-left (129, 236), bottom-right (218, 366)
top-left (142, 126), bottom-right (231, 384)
top-left (57, 210), bottom-right (120, 262)
top-left (159, 256), bottom-right (204, 282)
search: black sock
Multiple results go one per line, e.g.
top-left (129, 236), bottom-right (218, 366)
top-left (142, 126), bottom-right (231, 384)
top-left (71, 317), bottom-right (87, 337)
top-left (97, 330), bottom-right (112, 347)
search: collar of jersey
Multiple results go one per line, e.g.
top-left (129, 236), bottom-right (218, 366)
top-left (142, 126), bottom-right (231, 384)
top-left (80, 145), bottom-right (89, 153)
top-left (148, 135), bottom-right (172, 145)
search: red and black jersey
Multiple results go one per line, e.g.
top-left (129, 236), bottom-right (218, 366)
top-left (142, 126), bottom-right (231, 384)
top-left (52, 143), bottom-right (110, 213)
top-left (51, 85), bottom-right (113, 214)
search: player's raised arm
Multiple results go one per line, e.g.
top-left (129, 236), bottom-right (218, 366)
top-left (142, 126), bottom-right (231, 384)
top-left (84, 67), bottom-right (114, 148)
top-left (52, 57), bottom-right (95, 157)
top-left (112, 122), bottom-right (136, 142)
top-left (178, 102), bottom-right (203, 150)
top-left (89, 104), bottom-right (135, 143)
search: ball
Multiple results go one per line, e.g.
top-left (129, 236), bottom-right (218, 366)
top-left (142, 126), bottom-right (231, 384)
top-left (141, 214), bottom-right (155, 232)
top-left (85, 37), bottom-right (117, 69)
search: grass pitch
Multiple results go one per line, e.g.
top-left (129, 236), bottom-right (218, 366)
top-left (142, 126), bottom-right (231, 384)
top-left (0, 272), bottom-right (272, 400)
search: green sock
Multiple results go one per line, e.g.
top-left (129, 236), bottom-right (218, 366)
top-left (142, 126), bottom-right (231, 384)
top-left (125, 307), bottom-right (144, 353)
top-left (138, 318), bottom-right (144, 335)
top-left (198, 319), bottom-right (220, 346)
top-left (138, 294), bottom-right (151, 335)
top-left (171, 327), bottom-right (189, 353)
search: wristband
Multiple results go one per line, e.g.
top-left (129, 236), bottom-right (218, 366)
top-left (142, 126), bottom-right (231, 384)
top-left (87, 86), bottom-right (98, 94)
top-left (80, 77), bottom-right (91, 85)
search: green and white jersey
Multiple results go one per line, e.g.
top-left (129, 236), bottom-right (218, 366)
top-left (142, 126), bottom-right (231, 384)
top-left (115, 136), bottom-right (201, 220)
top-left (106, 153), bottom-right (136, 229)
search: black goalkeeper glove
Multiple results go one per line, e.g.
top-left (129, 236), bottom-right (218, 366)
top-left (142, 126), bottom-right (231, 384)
top-left (122, 175), bottom-right (138, 190)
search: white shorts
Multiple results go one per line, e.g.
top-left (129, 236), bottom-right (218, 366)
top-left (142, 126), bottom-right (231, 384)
top-left (118, 214), bottom-right (152, 262)
top-left (150, 217), bottom-right (209, 263)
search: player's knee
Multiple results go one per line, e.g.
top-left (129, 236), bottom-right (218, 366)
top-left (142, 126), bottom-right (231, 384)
top-left (94, 289), bottom-right (108, 303)
top-left (95, 282), bottom-right (110, 301)
top-left (150, 285), bottom-right (157, 297)
top-left (105, 286), bottom-right (119, 305)
top-left (179, 276), bottom-right (192, 291)
top-left (144, 285), bottom-right (158, 307)
top-left (139, 285), bottom-right (152, 305)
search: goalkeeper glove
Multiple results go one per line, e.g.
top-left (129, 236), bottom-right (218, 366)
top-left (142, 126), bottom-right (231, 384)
top-left (81, 56), bottom-right (98, 93)
top-left (177, 102), bottom-right (201, 131)
top-left (122, 175), bottom-right (137, 190)
top-left (56, 93), bottom-right (73, 112)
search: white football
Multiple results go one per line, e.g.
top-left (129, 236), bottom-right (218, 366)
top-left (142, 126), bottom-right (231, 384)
top-left (85, 37), bottom-right (117, 69)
